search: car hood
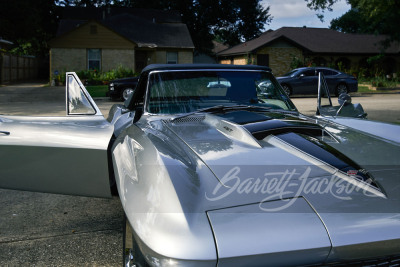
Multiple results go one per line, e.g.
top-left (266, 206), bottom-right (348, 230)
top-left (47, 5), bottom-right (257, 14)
top-left (160, 110), bottom-right (399, 205)
top-left (160, 111), bottom-right (400, 261)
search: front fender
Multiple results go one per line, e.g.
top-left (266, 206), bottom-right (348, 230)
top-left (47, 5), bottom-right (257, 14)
top-left (111, 123), bottom-right (217, 264)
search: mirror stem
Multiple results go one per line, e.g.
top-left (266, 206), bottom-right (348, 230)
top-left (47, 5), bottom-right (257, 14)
top-left (335, 100), bottom-right (347, 118)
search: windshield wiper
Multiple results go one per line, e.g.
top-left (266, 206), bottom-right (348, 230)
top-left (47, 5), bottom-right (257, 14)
top-left (170, 104), bottom-right (271, 122)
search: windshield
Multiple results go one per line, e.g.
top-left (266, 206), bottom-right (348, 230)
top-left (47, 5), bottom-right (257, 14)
top-left (146, 70), bottom-right (296, 114)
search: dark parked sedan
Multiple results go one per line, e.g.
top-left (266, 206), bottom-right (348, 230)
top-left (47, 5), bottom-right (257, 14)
top-left (277, 67), bottom-right (358, 96)
top-left (107, 77), bottom-right (139, 100)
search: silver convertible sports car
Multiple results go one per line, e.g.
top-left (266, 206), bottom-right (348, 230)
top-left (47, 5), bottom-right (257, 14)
top-left (1, 64), bottom-right (400, 266)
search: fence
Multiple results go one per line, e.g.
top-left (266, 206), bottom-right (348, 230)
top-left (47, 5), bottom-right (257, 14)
top-left (0, 53), bottom-right (41, 84)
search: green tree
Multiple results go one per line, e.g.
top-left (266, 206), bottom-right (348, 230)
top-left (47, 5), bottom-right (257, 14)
top-left (0, 0), bottom-right (59, 56)
top-left (306, 0), bottom-right (400, 47)
top-left (213, 0), bottom-right (272, 46)
top-left (330, 8), bottom-right (370, 34)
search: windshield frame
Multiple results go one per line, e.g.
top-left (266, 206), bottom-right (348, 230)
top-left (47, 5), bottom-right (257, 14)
top-left (143, 69), bottom-right (297, 116)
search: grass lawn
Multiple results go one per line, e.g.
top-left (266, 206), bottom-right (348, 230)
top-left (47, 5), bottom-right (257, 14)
top-left (357, 84), bottom-right (400, 94)
top-left (86, 85), bottom-right (108, 97)
top-left (358, 85), bottom-right (375, 93)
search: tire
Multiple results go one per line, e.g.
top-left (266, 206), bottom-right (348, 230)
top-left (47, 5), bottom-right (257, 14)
top-left (281, 84), bottom-right (291, 96)
top-left (122, 88), bottom-right (134, 101)
top-left (123, 215), bottom-right (148, 267)
top-left (335, 83), bottom-right (348, 96)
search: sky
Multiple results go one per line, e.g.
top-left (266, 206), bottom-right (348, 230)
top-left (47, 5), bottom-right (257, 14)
top-left (261, 0), bottom-right (351, 30)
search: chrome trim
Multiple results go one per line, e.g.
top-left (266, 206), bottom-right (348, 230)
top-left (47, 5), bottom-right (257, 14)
top-left (65, 72), bottom-right (103, 116)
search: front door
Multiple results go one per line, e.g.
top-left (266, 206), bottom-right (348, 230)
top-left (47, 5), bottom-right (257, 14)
top-left (0, 73), bottom-right (113, 198)
top-left (135, 51), bottom-right (147, 73)
top-left (257, 54), bottom-right (269, 66)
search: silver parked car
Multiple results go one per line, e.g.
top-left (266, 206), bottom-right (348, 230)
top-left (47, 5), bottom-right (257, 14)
top-left (1, 64), bottom-right (400, 266)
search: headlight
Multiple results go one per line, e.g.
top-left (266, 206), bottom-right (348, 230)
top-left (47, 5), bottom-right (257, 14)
top-left (109, 83), bottom-right (114, 90)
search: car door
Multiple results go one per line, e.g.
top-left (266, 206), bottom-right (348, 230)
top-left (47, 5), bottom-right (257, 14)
top-left (297, 69), bottom-right (318, 94)
top-left (0, 72), bottom-right (113, 198)
top-left (318, 68), bottom-right (337, 93)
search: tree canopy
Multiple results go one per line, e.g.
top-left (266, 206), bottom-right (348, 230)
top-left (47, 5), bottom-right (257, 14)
top-left (306, 0), bottom-right (400, 47)
top-left (0, 0), bottom-right (59, 56)
top-left (0, 0), bottom-right (271, 56)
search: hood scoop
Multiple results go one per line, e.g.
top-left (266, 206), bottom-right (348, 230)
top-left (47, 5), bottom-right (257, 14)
top-left (243, 119), bottom-right (325, 140)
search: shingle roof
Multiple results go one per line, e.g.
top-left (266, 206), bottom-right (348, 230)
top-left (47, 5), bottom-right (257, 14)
top-left (55, 7), bottom-right (194, 49)
top-left (60, 7), bottom-right (182, 23)
top-left (103, 14), bottom-right (194, 48)
top-left (218, 27), bottom-right (400, 56)
top-left (212, 41), bottom-right (229, 54)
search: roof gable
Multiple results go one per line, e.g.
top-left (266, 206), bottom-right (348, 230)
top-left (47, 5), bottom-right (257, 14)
top-left (50, 20), bottom-right (135, 49)
top-left (103, 13), bottom-right (194, 49)
top-left (52, 7), bottom-right (194, 49)
top-left (218, 27), bottom-right (400, 56)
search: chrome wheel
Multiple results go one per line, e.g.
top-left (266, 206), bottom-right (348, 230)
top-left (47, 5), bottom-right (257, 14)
top-left (122, 88), bottom-right (134, 100)
top-left (336, 83), bottom-right (348, 96)
top-left (281, 84), bottom-right (291, 96)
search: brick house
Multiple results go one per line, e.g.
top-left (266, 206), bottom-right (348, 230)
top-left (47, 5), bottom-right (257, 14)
top-left (217, 27), bottom-right (400, 76)
top-left (49, 7), bottom-right (194, 79)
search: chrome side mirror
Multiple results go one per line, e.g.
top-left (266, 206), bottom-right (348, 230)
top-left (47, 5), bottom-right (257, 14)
top-left (338, 93), bottom-right (352, 106)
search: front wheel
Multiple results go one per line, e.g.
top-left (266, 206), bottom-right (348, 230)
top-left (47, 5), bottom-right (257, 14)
top-left (281, 84), bottom-right (291, 96)
top-left (122, 88), bottom-right (134, 101)
top-left (123, 215), bottom-right (148, 267)
top-left (335, 83), bottom-right (348, 96)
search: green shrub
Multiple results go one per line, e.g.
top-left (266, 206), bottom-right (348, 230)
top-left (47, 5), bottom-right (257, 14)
top-left (76, 66), bottom-right (139, 85)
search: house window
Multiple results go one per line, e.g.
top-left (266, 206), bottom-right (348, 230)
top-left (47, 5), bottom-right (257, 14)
top-left (88, 49), bottom-right (101, 70)
top-left (166, 52), bottom-right (178, 64)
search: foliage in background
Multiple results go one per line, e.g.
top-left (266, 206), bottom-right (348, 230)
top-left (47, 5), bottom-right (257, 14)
top-left (0, 0), bottom-right (59, 57)
top-left (290, 56), bottom-right (304, 69)
top-left (85, 85), bottom-right (108, 97)
top-left (306, 0), bottom-right (400, 49)
top-left (330, 8), bottom-right (371, 34)
top-left (77, 66), bottom-right (138, 85)
top-left (51, 66), bottom-right (137, 85)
